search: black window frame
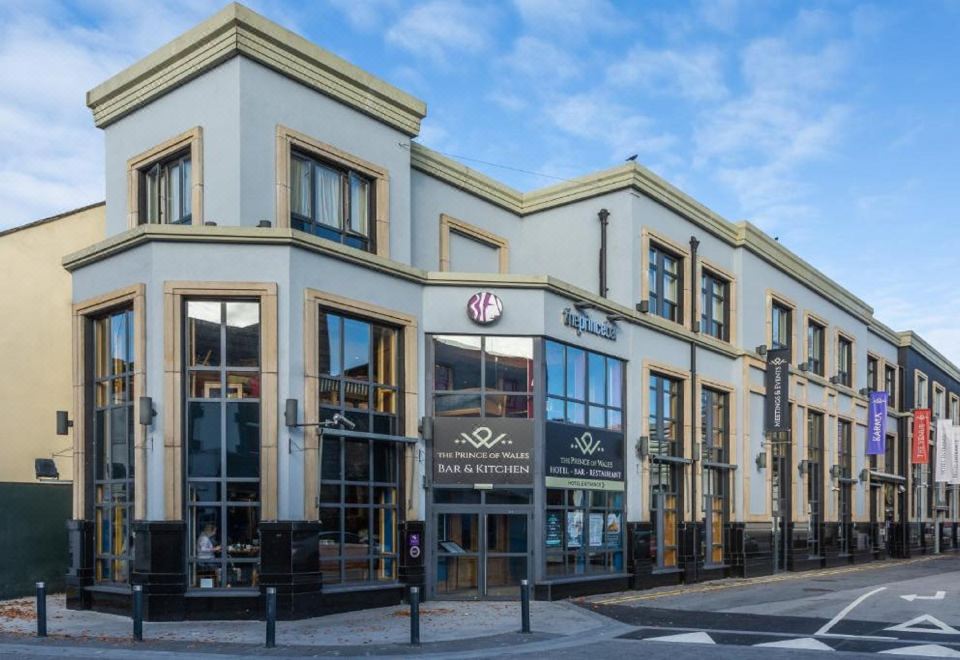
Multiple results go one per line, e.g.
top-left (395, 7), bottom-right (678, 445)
top-left (837, 336), bottom-right (853, 387)
top-left (544, 340), bottom-right (623, 431)
top-left (140, 150), bottom-right (192, 225)
top-left (866, 356), bottom-right (879, 391)
top-left (649, 372), bottom-right (682, 569)
top-left (648, 243), bottom-right (683, 324)
top-left (700, 270), bottom-right (729, 341)
top-left (885, 365), bottom-right (898, 409)
top-left (701, 387), bottom-right (730, 566)
top-left (771, 301), bottom-right (792, 356)
top-left (806, 319), bottom-right (826, 376)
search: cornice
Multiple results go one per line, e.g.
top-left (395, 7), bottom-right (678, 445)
top-left (86, 3), bottom-right (426, 135)
top-left (899, 331), bottom-right (960, 385)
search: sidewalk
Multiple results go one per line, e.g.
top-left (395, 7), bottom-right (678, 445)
top-left (0, 593), bottom-right (621, 657)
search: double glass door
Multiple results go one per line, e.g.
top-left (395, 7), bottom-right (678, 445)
top-left (434, 509), bottom-right (530, 598)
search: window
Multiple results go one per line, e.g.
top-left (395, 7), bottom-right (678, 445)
top-left (885, 365), bottom-right (898, 408)
top-left (185, 300), bottom-right (261, 589)
top-left (915, 372), bottom-right (928, 408)
top-left (867, 356), bottom-right (879, 392)
top-left (701, 388), bottom-right (730, 565)
top-left (649, 373), bottom-right (682, 568)
top-left (806, 319), bottom-right (825, 376)
top-left (934, 384), bottom-right (946, 419)
top-left (545, 341), bottom-right (623, 430)
top-left (885, 434), bottom-right (896, 475)
top-left (838, 419), bottom-right (853, 554)
top-left (141, 152), bottom-right (192, 225)
top-left (771, 302), bottom-right (792, 354)
top-left (291, 151), bottom-right (373, 250)
top-left (545, 489), bottom-right (623, 577)
top-left (93, 308), bottom-right (135, 584)
top-left (649, 244), bottom-right (682, 323)
top-left (318, 310), bottom-right (401, 585)
top-left (838, 420), bottom-right (852, 479)
top-left (700, 271), bottom-right (729, 341)
top-left (806, 411), bottom-right (824, 556)
top-left (836, 336), bottom-right (853, 387)
top-left (433, 336), bottom-right (534, 418)
top-left (951, 395), bottom-right (959, 423)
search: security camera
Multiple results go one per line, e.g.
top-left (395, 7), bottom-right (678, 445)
top-left (332, 413), bottom-right (356, 430)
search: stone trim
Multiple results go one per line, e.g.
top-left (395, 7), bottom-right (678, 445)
top-left (72, 284), bottom-right (147, 520)
top-left (126, 127), bottom-right (203, 228)
top-left (640, 227), bottom-right (692, 330)
top-left (438, 213), bottom-right (509, 273)
top-left (641, 360), bottom-right (693, 523)
top-left (275, 125), bottom-right (390, 259)
top-left (765, 290), bottom-right (799, 365)
top-left (162, 281), bottom-right (279, 521)
top-left (696, 256), bottom-right (738, 346)
top-left (695, 375), bottom-right (738, 520)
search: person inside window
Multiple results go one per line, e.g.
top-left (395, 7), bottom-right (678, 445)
top-left (197, 523), bottom-right (220, 559)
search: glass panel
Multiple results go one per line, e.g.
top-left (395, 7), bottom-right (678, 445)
top-left (189, 482), bottom-right (220, 503)
top-left (227, 483), bottom-right (259, 503)
top-left (188, 301), bottom-right (221, 367)
top-left (433, 336), bottom-right (482, 391)
top-left (373, 443), bottom-right (396, 482)
top-left (372, 507), bottom-right (396, 555)
top-left (484, 394), bottom-right (532, 418)
top-left (437, 513), bottom-right (479, 552)
top-left (345, 484), bottom-right (369, 504)
top-left (225, 302), bottom-right (259, 367)
top-left (373, 387), bottom-right (396, 414)
top-left (343, 318), bottom-right (371, 380)
top-left (181, 158), bottom-right (192, 220)
top-left (321, 437), bottom-right (340, 481)
top-left (290, 156), bottom-right (312, 218)
top-left (589, 405), bottom-right (605, 428)
top-left (433, 489), bottom-right (481, 504)
top-left (485, 337), bottom-right (534, 392)
top-left (372, 325), bottom-right (396, 386)
top-left (435, 393), bottom-right (481, 417)
top-left (546, 341), bottom-right (564, 397)
top-left (167, 161), bottom-right (180, 223)
top-left (487, 514), bottom-right (527, 553)
top-left (192, 506), bottom-right (222, 560)
top-left (566, 347), bottom-right (585, 401)
top-left (226, 506), bottom-right (259, 558)
top-left (109, 407), bottom-right (129, 479)
top-left (318, 312), bottom-right (342, 377)
top-left (588, 352), bottom-right (605, 404)
top-left (225, 402), bottom-right (259, 478)
top-left (226, 372), bottom-right (259, 399)
top-left (226, 561), bottom-right (258, 588)
top-left (485, 557), bottom-right (526, 596)
top-left (436, 557), bottom-right (478, 595)
top-left (349, 173), bottom-right (369, 234)
top-left (188, 401), bottom-right (221, 477)
top-left (607, 359), bottom-right (622, 408)
top-left (94, 410), bottom-right (105, 481)
top-left (315, 163), bottom-right (342, 227)
top-left (345, 440), bottom-right (370, 481)
top-left (485, 489), bottom-right (532, 505)
top-left (143, 165), bottom-right (159, 224)
top-left (607, 409), bottom-right (622, 431)
top-left (190, 371), bottom-right (221, 398)
top-left (546, 397), bottom-right (564, 422)
top-left (343, 509), bottom-right (371, 581)
top-left (567, 401), bottom-right (585, 425)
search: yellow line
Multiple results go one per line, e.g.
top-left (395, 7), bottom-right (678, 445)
top-left (590, 555), bottom-right (944, 606)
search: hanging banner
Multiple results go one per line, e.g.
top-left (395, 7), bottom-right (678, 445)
top-left (764, 347), bottom-right (791, 432)
top-left (912, 409), bottom-right (931, 465)
top-left (935, 419), bottom-right (954, 483)
top-left (952, 425), bottom-right (960, 486)
top-left (865, 391), bottom-right (888, 455)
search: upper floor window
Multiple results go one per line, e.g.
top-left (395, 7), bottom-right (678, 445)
top-left (934, 384), bottom-right (946, 418)
top-left (433, 336), bottom-right (534, 418)
top-left (291, 151), bottom-right (372, 250)
top-left (837, 336), bottom-right (853, 387)
top-left (545, 341), bottom-right (623, 430)
top-left (649, 244), bottom-right (682, 323)
top-left (915, 372), bottom-right (928, 408)
top-left (838, 419), bottom-right (852, 478)
top-left (867, 356), bottom-right (879, 391)
top-left (700, 270), bottom-right (729, 341)
top-left (884, 365), bottom-right (897, 408)
top-left (951, 396), bottom-right (959, 422)
top-left (141, 152), bottom-right (192, 225)
top-left (771, 302), bottom-right (792, 354)
top-left (806, 319), bottom-right (825, 376)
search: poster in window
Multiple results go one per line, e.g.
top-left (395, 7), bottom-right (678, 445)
top-left (589, 513), bottom-right (603, 547)
top-left (545, 511), bottom-right (563, 548)
top-left (566, 510), bottom-right (583, 548)
top-left (605, 512), bottom-right (622, 546)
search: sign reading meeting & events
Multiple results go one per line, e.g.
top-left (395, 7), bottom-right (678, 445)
top-left (432, 418), bottom-right (534, 485)
top-left (545, 422), bottom-right (624, 491)
top-left (764, 347), bottom-right (791, 432)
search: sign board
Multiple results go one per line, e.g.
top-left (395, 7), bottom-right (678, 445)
top-left (432, 418), bottom-right (534, 485)
top-left (561, 307), bottom-right (617, 341)
top-left (912, 409), bottom-right (931, 465)
top-left (764, 348), bottom-right (791, 432)
top-left (408, 532), bottom-right (421, 559)
top-left (866, 391), bottom-right (888, 455)
top-left (466, 291), bottom-right (503, 325)
top-left (545, 422), bottom-right (624, 491)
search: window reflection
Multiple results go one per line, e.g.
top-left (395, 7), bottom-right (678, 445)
top-left (432, 336), bottom-right (535, 418)
top-left (544, 340), bottom-right (623, 430)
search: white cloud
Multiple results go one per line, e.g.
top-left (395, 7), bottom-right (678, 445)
top-left (512, 0), bottom-right (625, 39)
top-left (501, 36), bottom-right (582, 82)
top-left (386, 0), bottom-right (496, 65)
top-left (608, 46), bottom-right (727, 101)
top-left (326, 0), bottom-right (400, 31)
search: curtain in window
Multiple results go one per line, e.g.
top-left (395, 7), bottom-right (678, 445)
top-left (350, 174), bottom-right (369, 234)
top-left (290, 157), bottom-right (311, 218)
top-left (316, 164), bottom-right (341, 227)
top-left (182, 158), bottom-right (192, 219)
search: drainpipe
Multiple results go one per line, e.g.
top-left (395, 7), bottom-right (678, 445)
top-left (598, 209), bottom-right (609, 298)
top-left (689, 235), bottom-right (700, 578)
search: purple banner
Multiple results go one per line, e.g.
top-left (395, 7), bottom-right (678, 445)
top-left (866, 391), bottom-right (888, 455)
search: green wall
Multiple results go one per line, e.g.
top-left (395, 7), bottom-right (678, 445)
top-left (0, 482), bottom-right (70, 599)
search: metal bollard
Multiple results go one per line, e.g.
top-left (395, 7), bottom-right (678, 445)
top-left (520, 579), bottom-right (531, 634)
top-left (265, 587), bottom-right (276, 649)
top-left (409, 586), bottom-right (420, 645)
top-left (36, 582), bottom-right (46, 638)
top-left (132, 584), bottom-right (143, 641)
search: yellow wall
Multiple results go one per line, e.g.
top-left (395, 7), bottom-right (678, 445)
top-left (0, 204), bottom-right (105, 483)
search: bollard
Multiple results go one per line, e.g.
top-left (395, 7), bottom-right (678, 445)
top-left (36, 582), bottom-right (46, 638)
top-left (409, 586), bottom-right (420, 646)
top-left (132, 584), bottom-right (143, 641)
top-left (520, 579), bottom-right (531, 634)
top-left (265, 587), bottom-right (276, 649)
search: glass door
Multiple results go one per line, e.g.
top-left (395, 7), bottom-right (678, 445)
top-left (436, 513), bottom-right (480, 597)
top-left (434, 510), bottom-right (530, 598)
top-left (485, 513), bottom-right (528, 597)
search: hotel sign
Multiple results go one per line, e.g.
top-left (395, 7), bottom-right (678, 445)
top-left (545, 422), bottom-right (624, 491)
top-left (432, 418), bottom-right (533, 485)
top-left (562, 307), bottom-right (617, 341)
top-left (764, 348), bottom-right (791, 432)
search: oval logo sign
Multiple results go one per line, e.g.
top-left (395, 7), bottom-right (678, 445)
top-left (467, 291), bottom-right (503, 325)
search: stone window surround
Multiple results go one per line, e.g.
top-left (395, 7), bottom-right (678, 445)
top-left (438, 213), bottom-right (509, 274)
top-left (275, 125), bottom-right (390, 258)
top-left (640, 359), bottom-right (692, 521)
top-left (915, 369), bottom-right (929, 409)
top-left (695, 375), bottom-right (738, 521)
top-left (126, 127), bottom-right (203, 228)
top-left (695, 256), bottom-right (737, 345)
top-left (802, 310), bottom-right (830, 378)
top-left (765, 290), bottom-right (798, 365)
top-left (641, 227), bottom-right (691, 328)
top-left (833, 328), bottom-right (857, 389)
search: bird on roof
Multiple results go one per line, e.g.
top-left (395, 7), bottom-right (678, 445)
top-left (625, 154), bottom-right (638, 161)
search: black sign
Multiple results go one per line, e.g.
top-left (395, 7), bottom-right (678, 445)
top-left (545, 422), bottom-right (624, 491)
top-left (764, 347), bottom-right (791, 432)
top-left (432, 418), bottom-right (534, 485)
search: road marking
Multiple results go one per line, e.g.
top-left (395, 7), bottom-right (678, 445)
top-left (815, 586), bottom-right (886, 636)
top-left (886, 615), bottom-right (960, 635)
top-left (647, 631), bottom-right (715, 644)
top-left (755, 637), bottom-right (835, 651)
top-left (903, 591), bottom-right (947, 602)
top-left (880, 644), bottom-right (960, 657)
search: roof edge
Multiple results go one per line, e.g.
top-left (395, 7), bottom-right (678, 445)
top-left (0, 201), bottom-right (105, 239)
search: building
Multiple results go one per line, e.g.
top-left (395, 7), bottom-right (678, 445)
top-left (0, 202), bottom-right (104, 598)
top-left (55, 3), bottom-right (958, 620)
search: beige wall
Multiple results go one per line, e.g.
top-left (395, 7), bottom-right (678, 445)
top-left (0, 204), bottom-right (105, 483)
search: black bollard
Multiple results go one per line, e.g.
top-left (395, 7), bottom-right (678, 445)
top-left (36, 582), bottom-right (46, 638)
top-left (520, 579), bottom-right (531, 634)
top-left (132, 584), bottom-right (143, 641)
top-left (265, 587), bottom-right (276, 649)
top-left (409, 586), bottom-right (420, 645)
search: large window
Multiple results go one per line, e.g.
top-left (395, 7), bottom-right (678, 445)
top-left (291, 151), bottom-right (372, 250)
top-left (649, 373), bottom-right (682, 568)
top-left (700, 271), bottom-right (729, 341)
top-left (185, 300), bottom-right (261, 589)
top-left (141, 152), bottom-right (191, 225)
top-left (701, 388), bottom-right (730, 565)
top-left (837, 336), bottom-right (853, 387)
top-left (433, 336), bottom-right (534, 418)
top-left (545, 341), bottom-right (622, 430)
top-left (838, 419), bottom-right (853, 554)
top-left (867, 356), bottom-right (879, 391)
top-left (771, 301), bottom-right (792, 354)
top-left (318, 310), bottom-right (401, 585)
top-left (807, 411), bottom-right (824, 556)
top-left (545, 489), bottom-right (623, 576)
top-left (649, 244), bottom-right (682, 323)
top-left (885, 365), bottom-right (898, 407)
top-left (93, 309), bottom-right (135, 584)
top-left (807, 319), bottom-right (825, 376)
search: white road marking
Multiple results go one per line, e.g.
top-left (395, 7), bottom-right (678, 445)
top-left (886, 615), bottom-right (960, 635)
top-left (647, 631), bottom-right (716, 644)
top-left (880, 644), bottom-right (960, 657)
top-left (815, 586), bottom-right (887, 636)
top-left (902, 592), bottom-right (947, 602)
top-left (755, 637), bottom-right (835, 651)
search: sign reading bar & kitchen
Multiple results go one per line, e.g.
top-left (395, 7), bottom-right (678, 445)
top-left (764, 347), bottom-right (791, 432)
top-left (545, 422), bottom-right (624, 491)
top-left (432, 418), bottom-right (534, 486)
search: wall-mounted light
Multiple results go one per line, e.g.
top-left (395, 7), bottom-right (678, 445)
top-left (829, 376), bottom-right (841, 385)
top-left (756, 344), bottom-right (768, 357)
top-left (419, 416), bottom-right (434, 441)
top-left (203, 221), bottom-right (217, 226)
top-left (55, 411), bottom-right (73, 436)
top-left (898, 485), bottom-right (906, 494)
top-left (637, 436), bottom-right (649, 459)
top-left (829, 464), bottom-right (842, 479)
top-left (34, 458), bottom-right (59, 481)
top-left (859, 468), bottom-right (870, 483)
top-left (755, 452), bottom-right (767, 469)
top-left (636, 300), bottom-right (650, 314)
top-left (797, 459), bottom-right (809, 475)
top-left (139, 396), bottom-right (157, 426)
top-left (285, 398), bottom-right (299, 427)
top-left (574, 301), bottom-right (598, 312)
top-left (798, 362), bottom-right (810, 372)
top-left (859, 387), bottom-right (871, 396)
top-left (606, 313), bottom-right (630, 323)
top-left (257, 220), bottom-right (272, 228)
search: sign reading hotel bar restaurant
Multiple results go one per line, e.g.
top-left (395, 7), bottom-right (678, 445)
top-left (432, 418), bottom-right (533, 485)
top-left (866, 391), bottom-right (888, 455)
top-left (764, 347), bottom-right (791, 432)
top-left (545, 422), bottom-right (624, 491)
top-left (912, 408), bottom-right (931, 464)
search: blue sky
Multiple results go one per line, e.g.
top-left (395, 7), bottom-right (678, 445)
top-left (1, 0), bottom-right (958, 361)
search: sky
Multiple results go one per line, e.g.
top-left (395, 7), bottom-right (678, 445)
top-left (1, 0), bottom-right (958, 362)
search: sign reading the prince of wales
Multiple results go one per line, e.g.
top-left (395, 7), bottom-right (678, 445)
top-left (545, 422), bottom-right (624, 491)
top-left (433, 418), bottom-right (533, 485)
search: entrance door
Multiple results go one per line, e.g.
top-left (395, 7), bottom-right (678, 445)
top-left (434, 509), bottom-right (530, 599)
top-left (771, 432), bottom-right (791, 572)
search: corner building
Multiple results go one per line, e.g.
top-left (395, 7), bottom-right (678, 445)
top-left (64, 3), bottom-right (960, 619)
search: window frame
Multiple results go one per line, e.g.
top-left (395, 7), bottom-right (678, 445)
top-left (544, 340), bottom-right (624, 431)
top-left (127, 127), bottom-right (202, 228)
top-left (866, 355), bottom-right (879, 392)
top-left (806, 317), bottom-right (826, 376)
top-left (769, 294), bottom-right (795, 360)
top-left (648, 242), bottom-right (684, 324)
top-left (885, 364), bottom-right (898, 409)
top-left (700, 269), bottom-right (730, 342)
top-left (836, 334), bottom-right (854, 387)
top-left (439, 214), bottom-right (510, 274)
